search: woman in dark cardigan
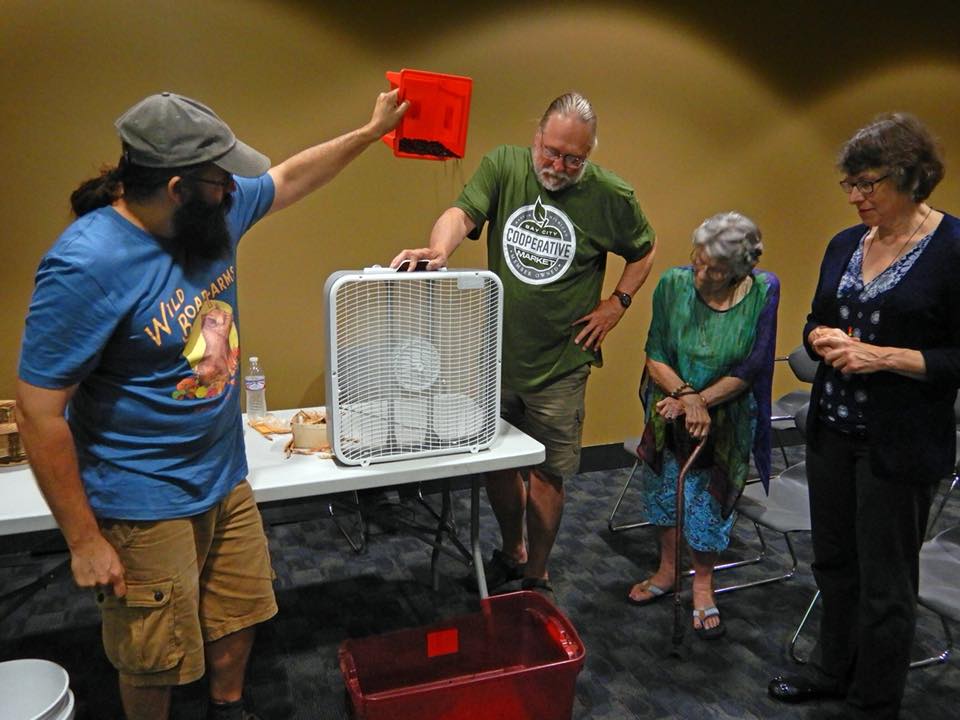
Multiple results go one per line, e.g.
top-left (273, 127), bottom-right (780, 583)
top-left (769, 113), bottom-right (960, 719)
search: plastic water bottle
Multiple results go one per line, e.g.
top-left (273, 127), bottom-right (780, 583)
top-left (244, 356), bottom-right (267, 419)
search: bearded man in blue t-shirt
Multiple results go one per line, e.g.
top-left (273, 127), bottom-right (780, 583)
top-left (16, 90), bottom-right (407, 720)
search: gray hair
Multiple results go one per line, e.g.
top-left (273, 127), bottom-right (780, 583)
top-left (539, 92), bottom-right (598, 147)
top-left (692, 211), bottom-right (763, 280)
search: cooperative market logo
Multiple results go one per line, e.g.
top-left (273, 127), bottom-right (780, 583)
top-left (502, 196), bottom-right (575, 285)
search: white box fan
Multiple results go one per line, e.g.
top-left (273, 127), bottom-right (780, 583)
top-left (324, 267), bottom-right (503, 466)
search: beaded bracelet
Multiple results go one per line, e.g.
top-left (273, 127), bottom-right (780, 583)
top-left (669, 382), bottom-right (692, 398)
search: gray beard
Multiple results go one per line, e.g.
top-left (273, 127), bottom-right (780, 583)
top-left (535, 163), bottom-right (586, 192)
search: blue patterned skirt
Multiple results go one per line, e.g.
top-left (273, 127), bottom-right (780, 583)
top-left (641, 450), bottom-right (736, 553)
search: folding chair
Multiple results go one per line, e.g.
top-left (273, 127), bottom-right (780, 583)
top-left (610, 455), bottom-right (812, 594)
top-left (771, 346), bottom-right (819, 465)
top-left (610, 400), bottom-right (807, 536)
top-left (786, 397), bottom-right (960, 663)
top-left (928, 471), bottom-right (958, 537)
top-left (911, 524), bottom-right (960, 667)
top-left (607, 435), bottom-right (650, 533)
top-left (611, 348), bottom-right (817, 532)
top-left (611, 406), bottom-right (814, 590)
top-left (789, 524), bottom-right (960, 669)
top-left (716, 459), bottom-right (811, 596)
top-left (926, 417), bottom-right (960, 537)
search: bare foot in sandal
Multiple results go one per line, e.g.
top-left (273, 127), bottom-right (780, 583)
top-left (628, 571), bottom-right (675, 605)
top-left (692, 584), bottom-right (724, 639)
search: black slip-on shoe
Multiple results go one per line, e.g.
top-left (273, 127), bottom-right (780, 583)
top-left (464, 549), bottom-right (525, 592)
top-left (768, 674), bottom-right (845, 704)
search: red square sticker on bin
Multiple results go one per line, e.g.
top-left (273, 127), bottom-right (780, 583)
top-left (426, 628), bottom-right (459, 657)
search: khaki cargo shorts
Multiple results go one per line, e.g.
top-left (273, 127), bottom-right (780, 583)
top-left (96, 480), bottom-right (278, 687)
top-left (500, 364), bottom-right (590, 481)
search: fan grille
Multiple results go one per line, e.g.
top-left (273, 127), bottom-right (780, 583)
top-left (325, 271), bottom-right (502, 465)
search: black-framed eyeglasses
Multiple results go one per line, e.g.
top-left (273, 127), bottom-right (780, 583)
top-left (839, 173), bottom-right (889, 195)
top-left (184, 174), bottom-right (235, 191)
top-left (539, 141), bottom-right (588, 170)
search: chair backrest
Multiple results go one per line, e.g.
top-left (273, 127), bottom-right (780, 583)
top-left (918, 524), bottom-right (960, 622)
top-left (787, 346), bottom-right (819, 383)
top-left (737, 461), bottom-right (811, 533)
top-left (794, 402), bottom-right (809, 440)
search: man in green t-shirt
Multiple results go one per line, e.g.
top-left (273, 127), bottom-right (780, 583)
top-left (392, 92), bottom-right (656, 595)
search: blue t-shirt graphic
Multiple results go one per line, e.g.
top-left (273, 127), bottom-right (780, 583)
top-left (19, 174), bottom-right (275, 520)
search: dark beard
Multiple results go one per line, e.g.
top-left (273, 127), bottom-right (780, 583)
top-left (171, 192), bottom-right (234, 261)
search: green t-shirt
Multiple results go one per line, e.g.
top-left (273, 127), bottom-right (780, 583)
top-left (454, 145), bottom-right (655, 392)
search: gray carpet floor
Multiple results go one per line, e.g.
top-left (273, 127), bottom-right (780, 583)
top-left (1, 445), bottom-right (957, 719)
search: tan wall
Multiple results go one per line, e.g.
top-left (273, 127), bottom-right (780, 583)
top-left (2, 1), bottom-right (959, 447)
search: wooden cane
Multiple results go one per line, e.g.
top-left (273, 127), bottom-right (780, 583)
top-left (672, 434), bottom-right (708, 651)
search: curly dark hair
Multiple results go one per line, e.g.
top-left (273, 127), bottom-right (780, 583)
top-left (838, 112), bottom-right (945, 202)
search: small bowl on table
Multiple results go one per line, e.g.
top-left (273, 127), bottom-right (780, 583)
top-left (291, 409), bottom-right (329, 451)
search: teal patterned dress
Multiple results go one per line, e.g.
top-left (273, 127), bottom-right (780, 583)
top-left (637, 266), bottom-right (779, 551)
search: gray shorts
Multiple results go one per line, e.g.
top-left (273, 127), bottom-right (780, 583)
top-left (500, 365), bottom-right (590, 481)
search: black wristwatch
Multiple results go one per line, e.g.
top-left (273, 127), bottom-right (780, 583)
top-left (612, 290), bottom-right (632, 309)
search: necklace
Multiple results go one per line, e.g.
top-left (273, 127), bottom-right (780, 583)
top-left (865, 205), bottom-right (932, 275)
top-left (698, 275), bottom-right (752, 311)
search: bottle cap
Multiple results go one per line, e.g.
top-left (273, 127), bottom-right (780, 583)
top-left (249, 356), bottom-right (258, 362)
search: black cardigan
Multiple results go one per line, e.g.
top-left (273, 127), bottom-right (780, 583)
top-left (803, 212), bottom-right (960, 485)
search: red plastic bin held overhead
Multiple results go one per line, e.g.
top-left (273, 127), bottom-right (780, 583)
top-left (339, 591), bottom-right (585, 720)
top-left (381, 68), bottom-right (473, 161)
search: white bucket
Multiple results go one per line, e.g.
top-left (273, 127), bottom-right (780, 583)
top-left (56, 690), bottom-right (75, 720)
top-left (0, 659), bottom-right (71, 720)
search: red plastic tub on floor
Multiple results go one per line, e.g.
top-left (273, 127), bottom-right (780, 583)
top-left (338, 590), bottom-right (585, 720)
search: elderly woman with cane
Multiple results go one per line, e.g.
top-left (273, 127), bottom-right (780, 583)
top-left (768, 113), bottom-right (960, 719)
top-left (627, 211), bottom-right (779, 640)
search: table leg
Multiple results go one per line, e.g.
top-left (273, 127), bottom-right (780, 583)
top-left (471, 476), bottom-right (488, 599)
top-left (327, 491), bottom-right (367, 554)
top-left (430, 485), bottom-right (453, 591)
top-left (418, 485), bottom-right (472, 561)
top-left (0, 555), bottom-right (71, 622)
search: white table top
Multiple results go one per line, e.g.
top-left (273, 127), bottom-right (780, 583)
top-left (0, 411), bottom-right (545, 537)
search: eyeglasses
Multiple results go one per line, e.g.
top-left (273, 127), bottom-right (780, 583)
top-left (539, 141), bottom-right (588, 170)
top-left (839, 173), bottom-right (889, 195)
top-left (690, 251), bottom-right (732, 280)
top-left (185, 174), bottom-right (235, 191)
